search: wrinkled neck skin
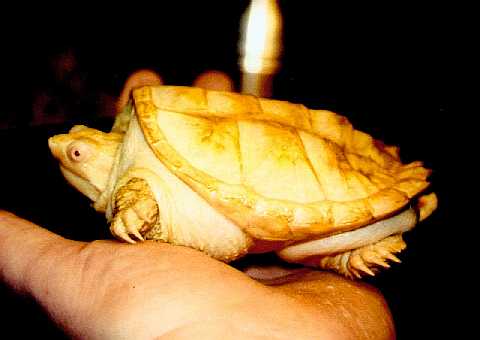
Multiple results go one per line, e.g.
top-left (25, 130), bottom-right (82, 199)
top-left (94, 142), bottom-right (124, 213)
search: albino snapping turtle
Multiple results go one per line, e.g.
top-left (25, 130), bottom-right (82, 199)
top-left (48, 86), bottom-right (437, 278)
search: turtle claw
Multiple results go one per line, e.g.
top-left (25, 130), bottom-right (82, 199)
top-left (316, 234), bottom-right (407, 279)
top-left (111, 177), bottom-right (159, 244)
top-left (120, 231), bottom-right (137, 244)
top-left (122, 208), bottom-right (147, 242)
top-left (111, 205), bottom-right (152, 243)
top-left (128, 225), bottom-right (145, 242)
top-left (111, 217), bottom-right (137, 244)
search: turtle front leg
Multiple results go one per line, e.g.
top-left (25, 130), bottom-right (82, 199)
top-left (111, 177), bottom-right (159, 243)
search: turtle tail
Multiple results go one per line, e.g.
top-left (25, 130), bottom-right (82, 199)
top-left (310, 234), bottom-right (406, 279)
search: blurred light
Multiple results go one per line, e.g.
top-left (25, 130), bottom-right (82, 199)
top-left (239, 0), bottom-right (282, 97)
top-left (239, 0), bottom-right (282, 74)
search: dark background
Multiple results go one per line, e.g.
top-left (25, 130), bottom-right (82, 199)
top-left (0, 2), bottom-right (460, 339)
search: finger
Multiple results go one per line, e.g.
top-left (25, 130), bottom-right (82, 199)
top-left (193, 70), bottom-right (234, 92)
top-left (0, 211), bottom-right (78, 293)
top-left (116, 69), bottom-right (163, 113)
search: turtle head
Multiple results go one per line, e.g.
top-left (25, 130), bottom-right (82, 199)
top-left (49, 125), bottom-right (122, 205)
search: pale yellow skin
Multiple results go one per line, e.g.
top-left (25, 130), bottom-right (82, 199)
top-left (49, 86), bottom-right (437, 279)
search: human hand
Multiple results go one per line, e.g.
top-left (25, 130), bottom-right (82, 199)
top-left (0, 211), bottom-right (394, 339)
top-left (0, 71), bottom-right (395, 339)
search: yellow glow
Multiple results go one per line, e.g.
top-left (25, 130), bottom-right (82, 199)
top-left (240, 0), bottom-right (282, 74)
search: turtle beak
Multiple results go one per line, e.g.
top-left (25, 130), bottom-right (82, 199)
top-left (48, 133), bottom-right (72, 161)
top-left (48, 135), bottom-right (62, 160)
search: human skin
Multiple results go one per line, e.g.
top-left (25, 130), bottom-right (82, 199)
top-left (0, 211), bottom-right (394, 339)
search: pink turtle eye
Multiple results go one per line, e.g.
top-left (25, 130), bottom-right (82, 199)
top-left (67, 141), bottom-right (91, 162)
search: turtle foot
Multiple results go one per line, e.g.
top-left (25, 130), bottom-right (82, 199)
top-left (310, 234), bottom-right (406, 279)
top-left (111, 177), bottom-right (159, 243)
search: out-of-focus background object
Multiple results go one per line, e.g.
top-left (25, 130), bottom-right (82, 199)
top-left (0, 2), bottom-right (458, 339)
top-left (239, 0), bottom-right (282, 96)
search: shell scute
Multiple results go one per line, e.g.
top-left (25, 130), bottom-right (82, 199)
top-left (132, 85), bottom-right (432, 240)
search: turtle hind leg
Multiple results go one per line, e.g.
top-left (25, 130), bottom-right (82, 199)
top-left (111, 177), bottom-right (159, 243)
top-left (303, 234), bottom-right (406, 279)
